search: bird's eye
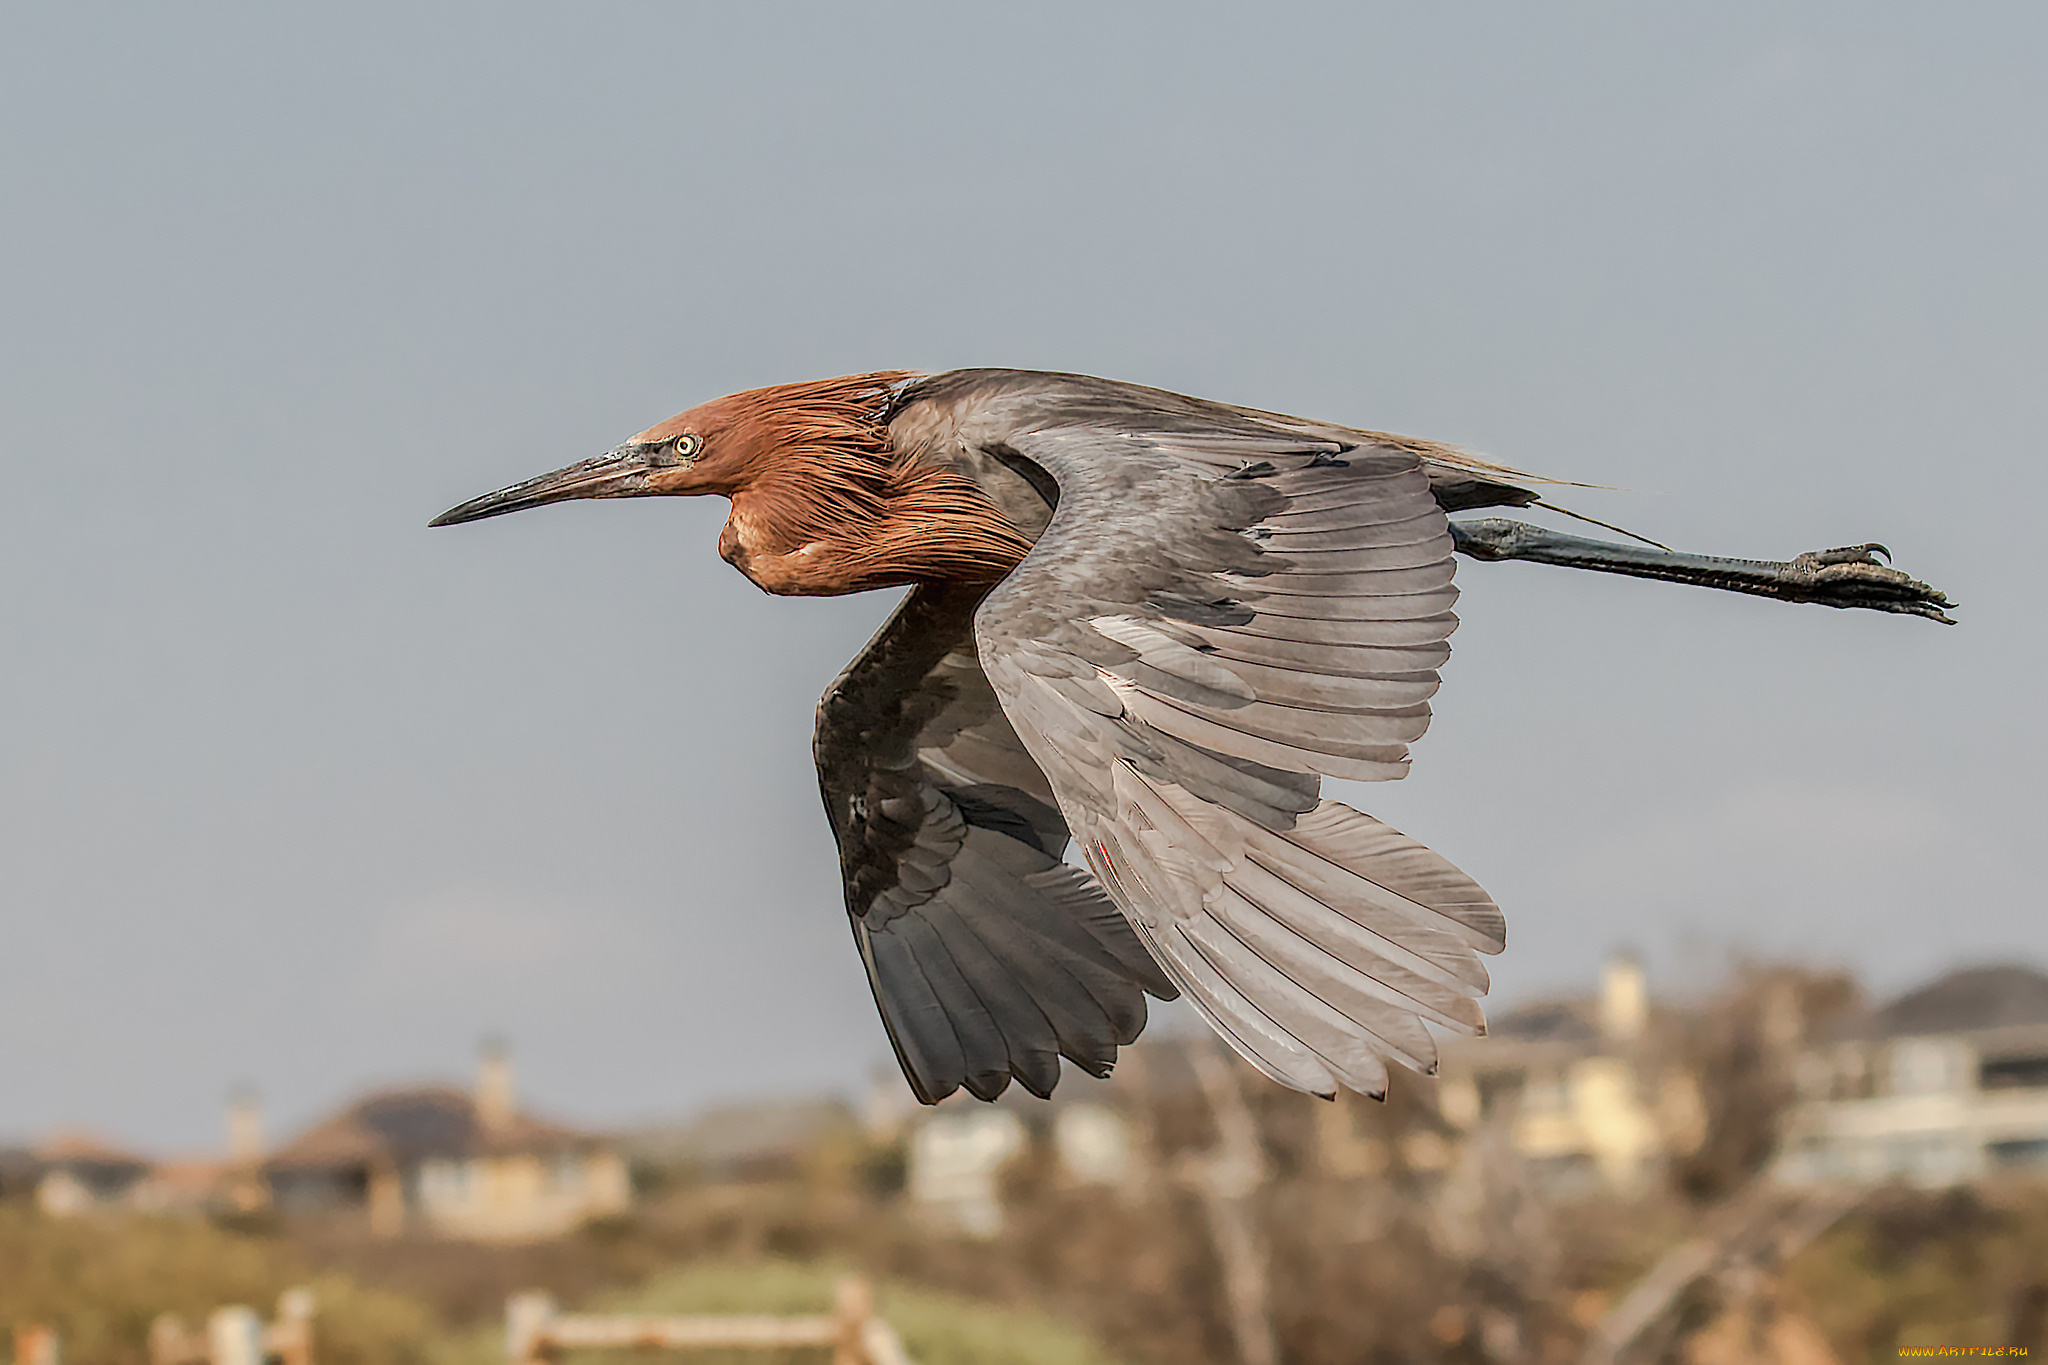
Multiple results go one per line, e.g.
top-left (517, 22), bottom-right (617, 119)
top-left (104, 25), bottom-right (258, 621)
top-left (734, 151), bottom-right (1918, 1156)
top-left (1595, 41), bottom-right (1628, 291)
top-left (671, 434), bottom-right (702, 460)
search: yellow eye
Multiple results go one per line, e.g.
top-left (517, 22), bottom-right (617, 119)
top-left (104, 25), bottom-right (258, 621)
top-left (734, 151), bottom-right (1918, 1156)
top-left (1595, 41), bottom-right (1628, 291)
top-left (672, 434), bottom-right (702, 459)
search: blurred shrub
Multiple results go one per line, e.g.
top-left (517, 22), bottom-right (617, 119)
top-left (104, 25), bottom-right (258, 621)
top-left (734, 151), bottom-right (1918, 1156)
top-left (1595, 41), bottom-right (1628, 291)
top-left (0, 1206), bottom-right (461, 1365)
top-left (1786, 1183), bottom-right (2048, 1358)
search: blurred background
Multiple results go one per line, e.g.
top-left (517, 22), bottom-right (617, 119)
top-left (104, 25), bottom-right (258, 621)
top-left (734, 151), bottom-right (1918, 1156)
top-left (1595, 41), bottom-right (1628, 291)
top-left (2, 3), bottom-right (2043, 1362)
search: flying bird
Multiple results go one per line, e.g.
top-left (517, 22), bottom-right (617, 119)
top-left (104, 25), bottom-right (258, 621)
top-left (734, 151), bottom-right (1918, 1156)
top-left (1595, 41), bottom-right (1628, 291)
top-left (432, 369), bottom-right (1951, 1104)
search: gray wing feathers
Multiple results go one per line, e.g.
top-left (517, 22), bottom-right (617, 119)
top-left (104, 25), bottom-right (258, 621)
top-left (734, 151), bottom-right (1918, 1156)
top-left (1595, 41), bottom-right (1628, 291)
top-left (1077, 767), bottom-right (1495, 1098)
top-left (959, 381), bottom-right (1506, 1099)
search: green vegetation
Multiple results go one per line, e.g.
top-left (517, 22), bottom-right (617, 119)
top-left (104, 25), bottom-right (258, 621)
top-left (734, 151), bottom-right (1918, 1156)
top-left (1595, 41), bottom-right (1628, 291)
top-left (0, 1207), bottom-right (1128, 1365)
top-left (0, 1207), bottom-right (456, 1365)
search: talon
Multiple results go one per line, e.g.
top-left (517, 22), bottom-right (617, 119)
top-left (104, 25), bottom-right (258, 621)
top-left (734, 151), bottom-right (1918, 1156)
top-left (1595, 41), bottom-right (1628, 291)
top-left (1809, 543), bottom-right (1890, 567)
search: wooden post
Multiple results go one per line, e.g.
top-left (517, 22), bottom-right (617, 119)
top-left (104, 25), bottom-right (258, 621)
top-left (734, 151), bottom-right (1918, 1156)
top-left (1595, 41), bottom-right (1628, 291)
top-left (860, 1317), bottom-right (915, 1365)
top-left (506, 1291), bottom-right (557, 1365)
top-left (831, 1277), bottom-right (873, 1365)
top-left (14, 1326), bottom-right (60, 1365)
top-left (148, 1317), bottom-right (180, 1365)
top-left (208, 1308), bottom-right (263, 1365)
top-left (270, 1287), bottom-right (316, 1365)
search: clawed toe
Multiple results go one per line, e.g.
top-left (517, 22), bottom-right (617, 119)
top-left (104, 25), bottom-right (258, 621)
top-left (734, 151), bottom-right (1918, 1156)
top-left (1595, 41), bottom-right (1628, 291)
top-left (1800, 543), bottom-right (1892, 568)
top-left (1789, 555), bottom-right (1956, 623)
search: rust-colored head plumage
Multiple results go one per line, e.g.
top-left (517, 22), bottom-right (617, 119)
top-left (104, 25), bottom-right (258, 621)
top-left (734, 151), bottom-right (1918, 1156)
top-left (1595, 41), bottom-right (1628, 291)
top-left (659, 370), bottom-right (1034, 595)
top-left (430, 370), bottom-right (1036, 597)
top-left (631, 370), bottom-right (919, 502)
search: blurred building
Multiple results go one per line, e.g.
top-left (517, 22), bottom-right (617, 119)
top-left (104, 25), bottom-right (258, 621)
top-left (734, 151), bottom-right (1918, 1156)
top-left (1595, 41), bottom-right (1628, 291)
top-left (1414, 954), bottom-right (1706, 1190)
top-left (621, 1097), bottom-right (857, 1186)
top-left (127, 1086), bottom-right (270, 1216)
top-left (264, 1042), bottom-right (629, 1239)
top-left (0, 1096), bottom-right (271, 1218)
top-left (900, 959), bottom-right (1711, 1228)
top-left (16, 1130), bottom-right (154, 1215)
top-left (1774, 963), bottom-right (2048, 1187)
top-left (898, 1050), bottom-right (1163, 1235)
top-left (909, 1105), bottom-right (1029, 1236)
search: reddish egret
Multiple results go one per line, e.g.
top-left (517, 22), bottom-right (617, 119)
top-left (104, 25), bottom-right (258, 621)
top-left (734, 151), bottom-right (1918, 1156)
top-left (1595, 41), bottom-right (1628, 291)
top-left (433, 370), bottom-right (1950, 1103)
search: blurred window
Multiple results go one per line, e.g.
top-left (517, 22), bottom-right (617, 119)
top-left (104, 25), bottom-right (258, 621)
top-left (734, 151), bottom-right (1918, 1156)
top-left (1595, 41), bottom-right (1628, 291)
top-left (419, 1157), bottom-right (471, 1205)
top-left (1989, 1138), bottom-right (2048, 1167)
top-left (1980, 1054), bottom-right (2048, 1090)
top-left (1476, 1072), bottom-right (1523, 1117)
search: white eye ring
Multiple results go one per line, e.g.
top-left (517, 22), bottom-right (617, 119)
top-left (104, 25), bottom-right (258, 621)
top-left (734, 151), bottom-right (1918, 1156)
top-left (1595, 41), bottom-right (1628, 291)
top-left (671, 433), bottom-right (701, 458)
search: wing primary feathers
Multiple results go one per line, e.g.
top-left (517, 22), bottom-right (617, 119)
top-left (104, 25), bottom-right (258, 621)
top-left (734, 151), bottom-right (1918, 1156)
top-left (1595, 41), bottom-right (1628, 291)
top-left (1037, 862), bottom-right (1180, 997)
top-left (861, 923), bottom-right (970, 1105)
top-left (945, 851), bottom-right (1134, 1056)
top-left (1162, 922), bottom-right (1346, 1098)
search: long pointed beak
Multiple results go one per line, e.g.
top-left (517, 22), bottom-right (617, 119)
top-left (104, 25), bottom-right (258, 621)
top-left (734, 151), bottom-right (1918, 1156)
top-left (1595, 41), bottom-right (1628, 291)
top-left (430, 446), bottom-right (659, 527)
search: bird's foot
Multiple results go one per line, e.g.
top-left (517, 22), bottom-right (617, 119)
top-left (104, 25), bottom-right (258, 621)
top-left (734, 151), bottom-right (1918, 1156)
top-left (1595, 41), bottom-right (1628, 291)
top-left (1784, 544), bottom-right (1955, 623)
top-left (1449, 520), bottom-right (1957, 624)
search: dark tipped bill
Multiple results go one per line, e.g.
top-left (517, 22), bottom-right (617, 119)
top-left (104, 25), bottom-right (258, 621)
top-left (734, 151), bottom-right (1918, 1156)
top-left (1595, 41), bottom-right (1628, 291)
top-left (430, 447), bottom-right (656, 527)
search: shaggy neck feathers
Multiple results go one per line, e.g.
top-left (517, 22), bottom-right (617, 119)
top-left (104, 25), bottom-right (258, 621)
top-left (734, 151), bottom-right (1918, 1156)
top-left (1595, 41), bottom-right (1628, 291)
top-left (708, 372), bottom-right (1036, 596)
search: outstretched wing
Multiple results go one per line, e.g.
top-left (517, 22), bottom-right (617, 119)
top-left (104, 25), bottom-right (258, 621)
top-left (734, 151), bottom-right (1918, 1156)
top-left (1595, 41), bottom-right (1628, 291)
top-left (815, 580), bottom-right (1177, 1105)
top-left (947, 375), bottom-right (1507, 1099)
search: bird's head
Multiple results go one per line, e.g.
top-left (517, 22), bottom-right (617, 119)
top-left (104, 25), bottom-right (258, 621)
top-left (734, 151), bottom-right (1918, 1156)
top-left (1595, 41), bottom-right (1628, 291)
top-left (429, 371), bottom-right (917, 527)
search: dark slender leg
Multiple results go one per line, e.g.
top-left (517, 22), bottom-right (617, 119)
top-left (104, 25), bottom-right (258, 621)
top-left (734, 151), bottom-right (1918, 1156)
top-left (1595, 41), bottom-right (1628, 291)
top-left (1449, 518), bottom-right (1955, 623)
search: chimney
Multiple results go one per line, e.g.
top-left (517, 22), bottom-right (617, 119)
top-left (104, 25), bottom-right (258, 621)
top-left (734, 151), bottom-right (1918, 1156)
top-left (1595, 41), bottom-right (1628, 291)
top-left (226, 1087), bottom-right (264, 1163)
top-left (1599, 952), bottom-right (1647, 1044)
top-left (476, 1037), bottom-right (515, 1131)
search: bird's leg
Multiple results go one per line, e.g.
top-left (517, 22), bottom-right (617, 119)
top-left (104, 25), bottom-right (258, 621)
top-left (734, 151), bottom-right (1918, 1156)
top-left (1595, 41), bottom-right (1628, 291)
top-left (1448, 518), bottom-right (1955, 623)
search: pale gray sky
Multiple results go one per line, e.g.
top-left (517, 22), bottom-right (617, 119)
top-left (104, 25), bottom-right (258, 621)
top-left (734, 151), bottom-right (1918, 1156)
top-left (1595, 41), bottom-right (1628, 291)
top-left (3, 4), bottom-right (2041, 1151)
